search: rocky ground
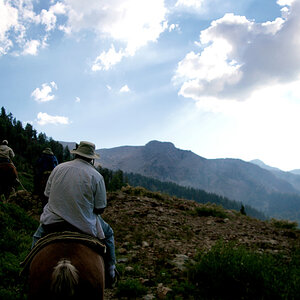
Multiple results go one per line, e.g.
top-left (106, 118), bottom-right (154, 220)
top-left (102, 186), bottom-right (300, 299)
top-left (8, 186), bottom-right (300, 299)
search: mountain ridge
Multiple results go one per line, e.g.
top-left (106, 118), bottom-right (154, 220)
top-left (94, 140), bottom-right (300, 222)
top-left (60, 140), bottom-right (300, 222)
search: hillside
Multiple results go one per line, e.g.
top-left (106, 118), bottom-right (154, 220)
top-left (103, 186), bottom-right (300, 299)
top-left (96, 140), bottom-right (300, 222)
top-left (2, 187), bottom-right (300, 299)
top-left (251, 159), bottom-right (300, 192)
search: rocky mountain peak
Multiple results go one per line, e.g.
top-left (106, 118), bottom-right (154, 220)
top-left (145, 140), bottom-right (176, 151)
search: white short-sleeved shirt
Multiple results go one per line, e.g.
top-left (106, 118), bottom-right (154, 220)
top-left (0, 145), bottom-right (15, 160)
top-left (40, 158), bottom-right (107, 239)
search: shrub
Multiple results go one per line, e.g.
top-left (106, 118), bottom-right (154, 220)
top-left (115, 278), bottom-right (147, 298)
top-left (122, 185), bottom-right (166, 201)
top-left (270, 218), bottom-right (298, 230)
top-left (17, 172), bottom-right (34, 193)
top-left (171, 241), bottom-right (300, 299)
top-left (194, 204), bottom-right (228, 219)
top-left (0, 202), bottom-right (38, 299)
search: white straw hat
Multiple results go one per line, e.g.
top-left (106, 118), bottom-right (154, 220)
top-left (70, 141), bottom-right (100, 159)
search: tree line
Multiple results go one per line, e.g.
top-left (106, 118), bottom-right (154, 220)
top-left (97, 166), bottom-right (266, 220)
top-left (0, 107), bottom-right (71, 172)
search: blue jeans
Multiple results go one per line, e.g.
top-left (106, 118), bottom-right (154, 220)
top-left (32, 216), bottom-right (116, 265)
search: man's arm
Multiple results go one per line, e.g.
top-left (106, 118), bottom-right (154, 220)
top-left (94, 207), bottom-right (105, 215)
top-left (9, 148), bottom-right (15, 160)
top-left (93, 174), bottom-right (107, 214)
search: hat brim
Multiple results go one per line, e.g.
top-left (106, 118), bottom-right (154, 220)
top-left (70, 149), bottom-right (100, 159)
top-left (43, 150), bottom-right (54, 155)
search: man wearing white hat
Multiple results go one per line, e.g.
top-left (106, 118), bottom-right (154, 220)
top-left (0, 140), bottom-right (15, 163)
top-left (32, 141), bottom-right (117, 286)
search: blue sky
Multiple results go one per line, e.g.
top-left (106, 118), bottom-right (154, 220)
top-left (1, 0), bottom-right (300, 171)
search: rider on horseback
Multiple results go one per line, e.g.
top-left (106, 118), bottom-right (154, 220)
top-left (34, 147), bottom-right (58, 208)
top-left (32, 141), bottom-right (117, 287)
top-left (0, 140), bottom-right (18, 200)
top-left (0, 140), bottom-right (15, 163)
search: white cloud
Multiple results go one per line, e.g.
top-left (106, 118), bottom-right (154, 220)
top-left (31, 82), bottom-right (58, 102)
top-left (277, 0), bottom-right (295, 6)
top-left (37, 112), bottom-right (70, 125)
top-left (0, 0), bottom-right (19, 55)
top-left (92, 44), bottom-right (125, 71)
top-left (169, 23), bottom-right (179, 32)
top-left (75, 96), bottom-right (80, 102)
top-left (175, 0), bottom-right (204, 9)
top-left (22, 39), bottom-right (40, 55)
top-left (120, 85), bottom-right (130, 93)
top-left (63, 0), bottom-right (168, 69)
top-left (40, 9), bottom-right (57, 32)
top-left (50, 2), bottom-right (67, 15)
top-left (0, 0), bottom-right (67, 56)
top-left (1, 0), bottom-right (168, 62)
top-left (174, 1), bottom-right (300, 101)
top-left (174, 79), bottom-right (300, 171)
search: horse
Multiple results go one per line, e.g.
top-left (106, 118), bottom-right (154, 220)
top-left (28, 241), bottom-right (105, 300)
top-left (0, 162), bottom-right (18, 200)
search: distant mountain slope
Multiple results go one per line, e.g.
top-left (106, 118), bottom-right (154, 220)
top-left (60, 141), bottom-right (77, 152)
top-left (96, 140), bottom-right (300, 221)
top-left (250, 159), bottom-right (300, 193)
top-left (250, 159), bottom-right (282, 172)
top-left (291, 169), bottom-right (300, 175)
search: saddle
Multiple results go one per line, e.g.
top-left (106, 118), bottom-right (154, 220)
top-left (20, 231), bottom-right (106, 275)
top-left (0, 157), bottom-right (11, 164)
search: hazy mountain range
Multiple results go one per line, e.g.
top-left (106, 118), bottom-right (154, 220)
top-left (61, 140), bottom-right (300, 222)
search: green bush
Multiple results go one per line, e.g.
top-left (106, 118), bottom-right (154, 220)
top-left (270, 218), bottom-right (298, 230)
top-left (194, 204), bottom-right (228, 219)
top-left (17, 172), bottom-right (34, 193)
top-left (115, 278), bottom-right (147, 298)
top-left (122, 185), bottom-right (166, 201)
top-left (171, 241), bottom-right (300, 300)
top-left (0, 202), bottom-right (38, 299)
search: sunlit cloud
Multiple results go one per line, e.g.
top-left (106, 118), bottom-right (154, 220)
top-left (0, 0), bottom-right (19, 55)
top-left (173, 1), bottom-right (300, 102)
top-left (0, 0), bottom-right (66, 56)
top-left (277, 0), bottom-right (295, 6)
top-left (169, 23), bottom-right (180, 32)
top-left (1, 0), bottom-right (168, 63)
top-left (92, 44), bottom-right (125, 71)
top-left (175, 0), bottom-right (205, 9)
top-left (120, 84), bottom-right (130, 93)
top-left (37, 112), bottom-right (70, 125)
top-left (63, 0), bottom-right (168, 70)
top-left (31, 82), bottom-right (58, 102)
top-left (22, 40), bottom-right (41, 55)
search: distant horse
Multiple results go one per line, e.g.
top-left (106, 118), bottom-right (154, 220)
top-left (0, 162), bottom-right (18, 200)
top-left (28, 241), bottom-right (105, 300)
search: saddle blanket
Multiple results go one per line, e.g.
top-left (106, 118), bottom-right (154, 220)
top-left (20, 231), bottom-right (106, 275)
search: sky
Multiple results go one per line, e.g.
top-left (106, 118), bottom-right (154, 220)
top-left (1, 0), bottom-right (300, 171)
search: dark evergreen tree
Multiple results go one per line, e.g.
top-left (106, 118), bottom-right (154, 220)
top-left (240, 205), bottom-right (246, 215)
top-left (63, 146), bottom-right (71, 161)
top-left (0, 106), bottom-right (67, 173)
